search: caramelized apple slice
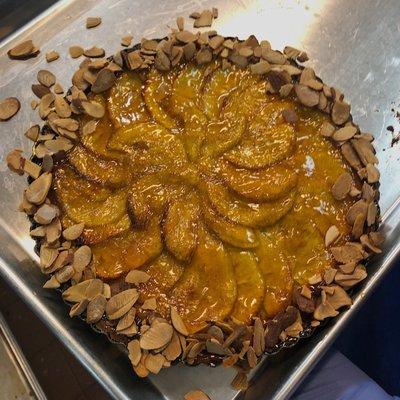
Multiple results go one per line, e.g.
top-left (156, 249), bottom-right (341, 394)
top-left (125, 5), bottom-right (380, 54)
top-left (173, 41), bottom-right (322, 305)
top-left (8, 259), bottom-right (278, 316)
top-left (169, 229), bottom-right (236, 333)
top-left (205, 180), bottom-right (295, 228)
top-left (202, 67), bottom-right (250, 119)
top-left (92, 219), bottom-right (162, 279)
top-left (108, 72), bottom-right (149, 127)
top-left (69, 145), bottom-right (128, 187)
top-left (164, 195), bottom-right (199, 261)
top-left (220, 160), bottom-right (298, 202)
top-left (256, 229), bottom-right (293, 318)
top-left (201, 115), bottom-right (246, 158)
top-left (225, 122), bottom-right (296, 169)
top-left (108, 122), bottom-right (187, 169)
top-left (202, 202), bottom-right (259, 249)
top-left (230, 251), bottom-right (265, 323)
top-left (128, 175), bottom-right (188, 227)
top-left (61, 214), bottom-right (131, 245)
top-left (144, 69), bottom-right (176, 129)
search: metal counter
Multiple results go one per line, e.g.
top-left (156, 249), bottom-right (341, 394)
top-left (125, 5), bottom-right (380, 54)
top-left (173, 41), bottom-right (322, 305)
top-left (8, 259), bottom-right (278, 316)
top-left (1, 0), bottom-right (400, 399)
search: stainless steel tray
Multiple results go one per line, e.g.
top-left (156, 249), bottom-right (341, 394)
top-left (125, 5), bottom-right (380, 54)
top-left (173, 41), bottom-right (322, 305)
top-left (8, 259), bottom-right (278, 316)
top-left (1, 0), bottom-right (400, 399)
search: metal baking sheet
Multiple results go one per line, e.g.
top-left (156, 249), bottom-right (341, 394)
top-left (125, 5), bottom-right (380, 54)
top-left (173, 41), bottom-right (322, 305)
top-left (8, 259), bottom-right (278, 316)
top-left (1, 0), bottom-right (400, 399)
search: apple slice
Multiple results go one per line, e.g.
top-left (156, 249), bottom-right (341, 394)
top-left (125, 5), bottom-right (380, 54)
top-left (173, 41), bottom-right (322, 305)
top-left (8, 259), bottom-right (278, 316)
top-left (256, 229), bottom-right (294, 318)
top-left (201, 115), bottom-right (246, 158)
top-left (69, 145), bottom-right (128, 187)
top-left (108, 72), bottom-right (149, 128)
top-left (144, 69), bottom-right (176, 129)
top-left (202, 67), bottom-right (251, 119)
top-left (201, 202), bottom-right (259, 249)
top-left (92, 219), bottom-right (162, 279)
top-left (230, 251), bottom-right (265, 323)
top-left (205, 180), bottom-right (295, 228)
top-left (220, 160), bottom-right (298, 202)
top-left (163, 195), bottom-right (199, 261)
top-left (225, 121), bottom-right (296, 169)
top-left (169, 229), bottom-right (236, 333)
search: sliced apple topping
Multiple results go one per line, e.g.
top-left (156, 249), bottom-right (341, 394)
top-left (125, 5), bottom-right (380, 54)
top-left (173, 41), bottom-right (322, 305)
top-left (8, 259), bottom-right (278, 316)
top-left (219, 160), bottom-right (298, 202)
top-left (205, 180), bottom-right (295, 228)
top-left (169, 229), bottom-right (236, 333)
top-left (230, 251), bottom-right (265, 323)
top-left (108, 72), bottom-right (149, 127)
top-left (68, 145), bottom-right (128, 187)
top-left (202, 202), bottom-right (259, 249)
top-left (164, 195), bottom-right (199, 261)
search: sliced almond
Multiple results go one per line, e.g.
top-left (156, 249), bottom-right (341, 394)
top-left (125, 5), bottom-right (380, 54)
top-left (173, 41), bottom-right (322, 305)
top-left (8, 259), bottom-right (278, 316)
top-left (250, 60), bottom-right (270, 75)
top-left (294, 84), bottom-right (319, 107)
top-left (37, 70), bottom-right (56, 88)
top-left (320, 121), bottom-right (335, 137)
top-left (46, 51), bottom-right (59, 62)
top-left (106, 289), bottom-right (139, 320)
top-left (366, 163), bottom-right (380, 184)
top-left (331, 100), bottom-right (350, 125)
top-left (34, 203), bottom-right (58, 225)
top-left (141, 297), bottom-right (157, 310)
top-left (32, 84), bottom-right (51, 99)
top-left (39, 245), bottom-right (59, 269)
top-left (193, 9), bottom-right (213, 28)
top-left (43, 275), bottom-right (60, 289)
top-left (252, 317), bottom-right (265, 356)
top-left (91, 68), bottom-right (116, 93)
top-left (7, 40), bottom-right (39, 60)
top-left (231, 372), bottom-right (249, 391)
top-left (69, 46), bottom-right (84, 58)
top-left (121, 35), bottom-right (133, 47)
top-left (69, 299), bottom-right (88, 317)
top-left (81, 100), bottom-right (105, 118)
top-left (116, 307), bottom-right (136, 332)
top-left (346, 200), bottom-right (367, 225)
top-left (332, 126), bottom-right (357, 142)
top-left (53, 117), bottom-right (79, 131)
top-left (326, 285), bottom-right (352, 310)
top-left (335, 265), bottom-right (367, 288)
top-left (139, 321), bottom-right (173, 350)
top-left (170, 307), bottom-right (189, 336)
top-left (163, 331), bottom-right (181, 361)
top-left (155, 49), bottom-right (171, 71)
top-left (62, 279), bottom-right (93, 302)
top-left (86, 17), bottom-right (102, 29)
top-left (144, 353), bottom-right (165, 374)
top-left (128, 340), bottom-right (142, 367)
top-left (55, 264), bottom-right (75, 283)
top-left (62, 223), bottom-right (84, 241)
top-left (176, 31), bottom-right (197, 43)
top-left (0, 97), bottom-right (20, 121)
top-left (25, 172), bottom-right (52, 205)
top-left (313, 298), bottom-right (339, 321)
top-left (54, 96), bottom-right (71, 118)
top-left (184, 390), bottom-right (211, 400)
top-left (331, 244), bottom-right (364, 264)
top-left (331, 172), bottom-right (352, 200)
top-left (84, 46), bottom-right (105, 58)
top-left (325, 225), bottom-right (340, 247)
top-left (72, 245), bottom-right (92, 272)
top-left (25, 125), bottom-right (40, 141)
top-left (86, 294), bottom-right (107, 323)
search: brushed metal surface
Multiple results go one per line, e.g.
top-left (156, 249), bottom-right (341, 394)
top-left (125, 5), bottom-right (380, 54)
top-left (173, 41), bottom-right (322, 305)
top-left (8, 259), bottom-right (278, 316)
top-left (0, 0), bottom-right (400, 399)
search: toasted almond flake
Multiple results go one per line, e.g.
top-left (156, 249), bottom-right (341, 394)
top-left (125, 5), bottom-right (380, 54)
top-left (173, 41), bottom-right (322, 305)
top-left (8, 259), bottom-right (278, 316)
top-left (88, 59), bottom-right (109, 70)
top-left (332, 125), bottom-right (357, 142)
top-left (86, 294), bottom-right (106, 323)
top-left (331, 244), bottom-right (364, 264)
top-left (176, 30), bottom-right (197, 44)
top-left (84, 46), bottom-right (105, 58)
top-left (283, 45), bottom-right (301, 59)
top-left (308, 273), bottom-right (322, 285)
top-left (346, 200), bottom-right (368, 225)
top-left (62, 223), bottom-right (84, 241)
top-left (7, 40), bottom-right (39, 59)
top-left (62, 279), bottom-right (93, 302)
top-left (170, 307), bottom-right (189, 336)
top-left (116, 307), bottom-right (136, 332)
top-left (238, 46), bottom-right (253, 57)
top-left (325, 225), bottom-right (340, 247)
top-left (331, 172), bottom-right (352, 200)
top-left (246, 346), bottom-right (257, 368)
top-left (39, 245), bottom-right (59, 270)
top-left (37, 70), bottom-right (56, 88)
top-left (69, 46), bottom-right (84, 58)
top-left (176, 16), bottom-right (185, 31)
top-left (45, 50), bottom-right (59, 62)
top-left (366, 163), bottom-right (380, 184)
top-left (193, 10), bottom-right (213, 28)
top-left (6, 149), bottom-right (24, 175)
top-left (31, 100), bottom-right (39, 110)
top-left (323, 268), bottom-right (337, 285)
top-left (128, 340), bottom-right (141, 367)
top-left (91, 68), bottom-right (116, 94)
top-left (367, 202), bottom-right (378, 227)
top-left (81, 120), bottom-right (97, 136)
top-left (205, 338), bottom-right (226, 355)
top-left (25, 172), bottom-right (52, 205)
top-left (332, 100), bottom-right (350, 125)
top-left (39, 93), bottom-right (55, 119)
top-left (0, 97), bottom-right (20, 121)
top-left (279, 83), bottom-right (293, 97)
top-left (184, 390), bottom-right (210, 400)
top-left (252, 317), bottom-right (265, 356)
top-left (141, 297), bottom-right (157, 310)
top-left (43, 275), bottom-right (60, 289)
top-left (229, 53), bottom-right (248, 68)
top-left (183, 42), bottom-right (196, 60)
top-left (53, 117), bottom-right (79, 131)
top-left (335, 265), bottom-right (367, 288)
top-left (320, 121), bottom-right (335, 137)
top-left (250, 60), bottom-right (270, 75)
top-left (81, 100), bottom-right (105, 119)
top-left (294, 84), bottom-right (319, 107)
top-left (55, 264), bottom-right (75, 283)
top-left (313, 298), bottom-right (338, 321)
top-left (34, 203), bottom-right (58, 225)
top-left (163, 331), bottom-right (181, 361)
top-left (144, 353), bottom-right (165, 374)
top-left (300, 285), bottom-right (312, 299)
top-left (125, 50), bottom-right (143, 70)
top-left (69, 299), bottom-right (88, 317)
top-left (32, 84), bottom-right (50, 98)
top-left (25, 125), bottom-right (40, 141)
top-left (121, 35), bottom-right (133, 47)
top-left (140, 321), bottom-right (173, 350)
top-left (30, 225), bottom-right (46, 237)
top-left (155, 49), bottom-right (171, 71)
top-left (352, 213), bottom-right (365, 239)
top-left (72, 245), bottom-right (92, 272)
top-left (262, 49), bottom-right (286, 64)
top-left (86, 17), bottom-right (102, 29)
top-left (54, 95), bottom-right (71, 118)
top-left (326, 285), bottom-right (352, 310)
top-left (231, 372), bottom-right (248, 391)
top-left (189, 11), bottom-right (201, 19)
top-left (360, 234), bottom-right (381, 254)
top-left (106, 289), bottom-right (139, 320)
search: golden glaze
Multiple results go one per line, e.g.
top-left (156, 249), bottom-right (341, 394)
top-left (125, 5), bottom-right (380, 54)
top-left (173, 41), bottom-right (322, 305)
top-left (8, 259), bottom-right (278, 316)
top-left (54, 62), bottom-right (356, 331)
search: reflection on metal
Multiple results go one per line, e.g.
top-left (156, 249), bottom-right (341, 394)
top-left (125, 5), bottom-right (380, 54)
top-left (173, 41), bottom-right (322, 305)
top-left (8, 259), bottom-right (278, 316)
top-left (0, 0), bottom-right (400, 399)
top-left (0, 313), bottom-right (46, 400)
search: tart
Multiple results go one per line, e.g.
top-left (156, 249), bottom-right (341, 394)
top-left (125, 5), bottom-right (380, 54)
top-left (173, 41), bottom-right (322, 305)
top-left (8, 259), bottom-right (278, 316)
top-left (6, 10), bottom-right (383, 390)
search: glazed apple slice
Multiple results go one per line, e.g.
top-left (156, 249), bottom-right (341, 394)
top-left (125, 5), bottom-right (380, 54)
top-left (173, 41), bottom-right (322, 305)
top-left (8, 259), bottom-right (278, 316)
top-left (219, 160), bottom-right (298, 202)
top-left (201, 115), bottom-right (246, 158)
top-left (256, 229), bottom-right (294, 318)
top-left (229, 251), bottom-right (265, 323)
top-left (201, 202), bottom-right (259, 249)
top-left (201, 66), bottom-right (251, 119)
top-left (61, 214), bottom-right (131, 245)
top-left (163, 195), bottom-right (199, 262)
top-left (144, 69), bottom-right (176, 129)
top-left (54, 166), bottom-right (128, 227)
top-left (108, 121), bottom-right (188, 169)
top-left (92, 219), bottom-right (162, 279)
top-left (69, 145), bottom-right (128, 187)
top-left (169, 228), bottom-right (237, 333)
top-left (225, 121), bottom-right (296, 169)
top-left (205, 180), bottom-right (295, 228)
top-left (107, 72), bottom-right (149, 128)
